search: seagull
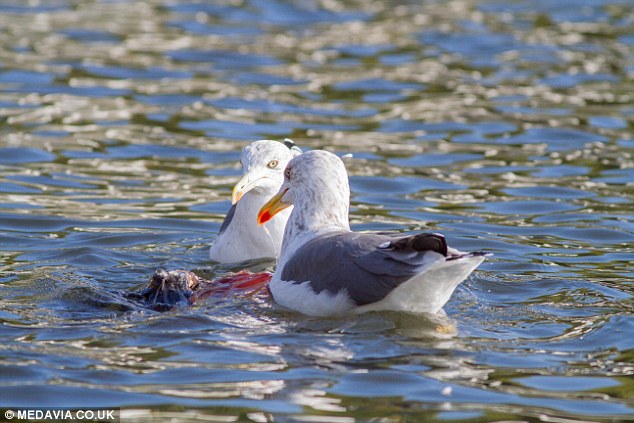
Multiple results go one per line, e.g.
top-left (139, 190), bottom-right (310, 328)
top-left (209, 139), bottom-right (301, 264)
top-left (257, 150), bottom-right (488, 317)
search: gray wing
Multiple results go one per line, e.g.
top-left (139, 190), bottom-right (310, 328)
top-left (218, 204), bottom-right (236, 235)
top-left (280, 232), bottom-right (447, 306)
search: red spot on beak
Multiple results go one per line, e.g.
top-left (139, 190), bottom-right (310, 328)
top-left (258, 209), bottom-right (273, 225)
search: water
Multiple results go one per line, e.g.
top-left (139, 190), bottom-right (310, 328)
top-left (1, 0), bottom-right (633, 421)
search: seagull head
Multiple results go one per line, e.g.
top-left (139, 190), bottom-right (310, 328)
top-left (258, 150), bottom-right (350, 229)
top-left (231, 139), bottom-right (301, 204)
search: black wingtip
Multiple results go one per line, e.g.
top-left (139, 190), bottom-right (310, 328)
top-left (389, 233), bottom-right (448, 256)
top-left (283, 138), bottom-right (302, 154)
top-left (283, 138), bottom-right (296, 149)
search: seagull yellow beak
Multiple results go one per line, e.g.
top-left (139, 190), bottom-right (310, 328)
top-left (232, 173), bottom-right (264, 205)
top-left (258, 188), bottom-right (290, 225)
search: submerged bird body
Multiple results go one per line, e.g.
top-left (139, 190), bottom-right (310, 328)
top-left (209, 139), bottom-right (300, 264)
top-left (258, 150), bottom-right (487, 317)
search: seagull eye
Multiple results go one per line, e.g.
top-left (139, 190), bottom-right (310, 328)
top-left (284, 167), bottom-right (291, 180)
top-left (267, 159), bottom-right (279, 169)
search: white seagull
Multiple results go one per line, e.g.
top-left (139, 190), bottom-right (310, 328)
top-left (257, 150), bottom-right (487, 317)
top-left (209, 139), bottom-right (301, 264)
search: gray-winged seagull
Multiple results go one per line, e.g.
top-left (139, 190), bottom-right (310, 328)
top-left (257, 150), bottom-right (487, 316)
top-left (209, 139), bottom-right (301, 263)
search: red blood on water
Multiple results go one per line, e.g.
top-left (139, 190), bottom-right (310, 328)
top-left (190, 271), bottom-right (271, 303)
